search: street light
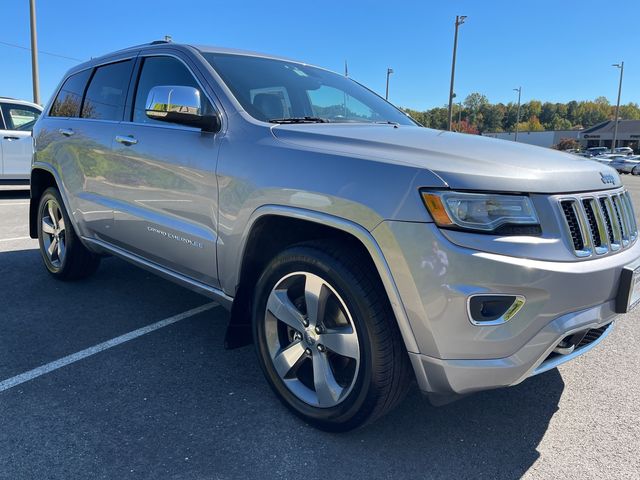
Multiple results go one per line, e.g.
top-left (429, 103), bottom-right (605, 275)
top-left (611, 62), bottom-right (625, 153)
top-left (385, 68), bottom-right (394, 100)
top-left (29, 0), bottom-right (40, 105)
top-left (513, 87), bottom-right (522, 142)
top-left (447, 15), bottom-right (467, 131)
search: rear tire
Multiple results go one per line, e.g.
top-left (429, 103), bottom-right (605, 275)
top-left (252, 241), bottom-right (412, 431)
top-left (37, 187), bottom-right (100, 280)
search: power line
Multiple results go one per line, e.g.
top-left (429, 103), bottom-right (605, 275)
top-left (0, 40), bottom-right (83, 62)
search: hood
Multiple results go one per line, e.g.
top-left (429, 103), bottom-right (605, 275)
top-left (271, 124), bottom-right (621, 193)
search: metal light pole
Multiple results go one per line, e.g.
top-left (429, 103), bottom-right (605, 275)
top-left (29, 0), bottom-right (40, 105)
top-left (447, 15), bottom-right (467, 131)
top-left (513, 87), bottom-right (522, 142)
top-left (611, 62), bottom-right (624, 153)
top-left (385, 68), bottom-right (393, 100)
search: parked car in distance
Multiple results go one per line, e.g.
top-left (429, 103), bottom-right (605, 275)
top-left (30, 41), bottom-right (640, 431)
top-left (586, 146), bottom-right (610, 157)
top-left (0, 97), bottom-right (42, 181)
top-left (606, 155), bottom-right (640, 174)
top-left (615, 146), bottom-right (635, 155)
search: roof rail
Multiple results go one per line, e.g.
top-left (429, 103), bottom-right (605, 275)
top-left (150, 36), bottom-right (172, 45)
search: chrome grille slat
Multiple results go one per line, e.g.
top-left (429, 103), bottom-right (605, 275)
top-left (559, 188), bottom-right (636, 258)
top-left (612, 195), bottom-right (629, 246)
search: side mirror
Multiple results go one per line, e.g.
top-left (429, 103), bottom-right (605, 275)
top-left (145, 85), bottom-right (220, 132)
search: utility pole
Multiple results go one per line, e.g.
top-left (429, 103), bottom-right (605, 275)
top-left (513, 87), bottom-right (522, 142)
top-left (447, 15), bottom-right (467, 131)
top-left (385, 68), bottom-right (393, 100)
top-left (29, 0), bottom-right (40, 105)
top-left (611, 62), bottom-right (624, 153)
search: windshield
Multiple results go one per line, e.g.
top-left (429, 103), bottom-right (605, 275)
top-left (202, 52), bottom-right (415, 125)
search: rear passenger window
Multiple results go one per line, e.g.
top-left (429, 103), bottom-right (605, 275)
top-left (81, 60), bottom-right (133, 121)
top-left (50, 69), bottom-right (92, 117)
top-left (132, 56), bottom-right (210, 125)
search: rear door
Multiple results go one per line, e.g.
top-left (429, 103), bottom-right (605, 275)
top-left (0, 102), bottom-right (41, 179)
top-left (37, 57), bottom-right (135, 239)
top-left (109, 53), bottom-right (221, 286)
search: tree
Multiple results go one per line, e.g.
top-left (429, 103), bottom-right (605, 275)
top-left (463, 92), bottom-right (489, 112)
top-left (554, 138), bottom-right (580, 151)
top-left (619, 103), bottom-right (640, 120)
top-left (550, 115), bottom-right (572, 130)
top-left (402, 97), bottom-right (638, 134)
top-left (452, 119), bottom-right (479, 134)
top-left (540, 102), bottom-right (557, 127)
top-left (478, 103), bottom-right (505, 133)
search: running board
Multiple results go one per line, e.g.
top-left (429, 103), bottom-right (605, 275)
top-left (82, 236), bottom-right (233, 310)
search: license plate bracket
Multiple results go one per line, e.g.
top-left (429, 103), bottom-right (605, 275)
top-left (616, 263), bottom-right (640, 313)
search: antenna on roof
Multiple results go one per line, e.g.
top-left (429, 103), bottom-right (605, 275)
top-left (164, 35), bottom-right (172, 42)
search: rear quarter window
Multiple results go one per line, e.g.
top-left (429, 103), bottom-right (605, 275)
top-left (50, 69), bottom-right (92, 117)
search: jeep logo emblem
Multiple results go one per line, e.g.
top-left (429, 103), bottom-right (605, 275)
top-left (600, 172), bottom-right (616, 185)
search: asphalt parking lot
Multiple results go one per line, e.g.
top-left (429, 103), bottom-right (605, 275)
top-left (1, 180), bottom-right (640, 480)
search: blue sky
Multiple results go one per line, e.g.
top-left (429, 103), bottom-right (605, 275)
top-left (2, 0), bottom-right (639, 110)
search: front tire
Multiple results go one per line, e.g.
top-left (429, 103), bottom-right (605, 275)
top-left (37, 187), bottom-right (100, 280)
top-left (252, 241), bottom-right (412, 431)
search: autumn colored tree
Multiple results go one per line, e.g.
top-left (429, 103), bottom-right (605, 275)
top-left (554, 138), bottom-right (580, 151)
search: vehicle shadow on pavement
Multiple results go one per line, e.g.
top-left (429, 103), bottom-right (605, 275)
top-left (337, 372), bottom-right (564, 479)
top-left (0, 249), bottom-right (563, 480)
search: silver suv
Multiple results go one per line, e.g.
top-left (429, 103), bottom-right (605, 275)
top-left (30, 41), bottom-right (640, 431)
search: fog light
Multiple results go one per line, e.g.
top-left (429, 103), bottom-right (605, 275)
top-left (467, 294), bottom-right (525, 326)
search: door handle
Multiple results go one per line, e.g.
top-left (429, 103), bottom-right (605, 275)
top-left (3, 136), bottom-right (20, 140)
top-left (115, 135), bottom-right (138, 146)
top-left (59, 128), bottom-right (75, 137)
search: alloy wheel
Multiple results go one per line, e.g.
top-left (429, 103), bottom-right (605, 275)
top-left (41, 199), bottom-right (66, 268)
top-left (264, 271), bottom-right (361, 408)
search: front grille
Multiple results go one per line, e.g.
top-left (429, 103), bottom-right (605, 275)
top-left (559, 190), bottom-right (637, 257)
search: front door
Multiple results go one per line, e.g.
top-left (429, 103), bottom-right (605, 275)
top-left (109, 54), bottom-right (221, 287)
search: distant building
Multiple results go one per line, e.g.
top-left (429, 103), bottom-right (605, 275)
top-left (579, 120), bottom-right (640, 152)
top-left (481, 130), bottom-right (580, 148)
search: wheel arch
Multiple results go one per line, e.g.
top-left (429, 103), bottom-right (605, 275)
top-left (225, 205), bottom-right (419, 355)
top-left (29, 165), bottom-right (60, 239)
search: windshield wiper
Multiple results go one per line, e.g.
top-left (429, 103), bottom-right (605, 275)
top-left (269, 116), bottom-right (328, 124)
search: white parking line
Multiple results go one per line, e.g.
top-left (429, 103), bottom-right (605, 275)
top-left (0, 236), bottom-right (32, 242)
top-left (0, 202), bottom-right (30, 206)
top-left (0, 302), bottom-right (219, 393)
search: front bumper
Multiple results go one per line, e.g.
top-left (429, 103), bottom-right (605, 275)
top-left (372, 221), bottom-right (640, 395)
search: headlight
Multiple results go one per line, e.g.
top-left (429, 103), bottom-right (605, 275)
top-left (421, 191), bottom-right (540, 234)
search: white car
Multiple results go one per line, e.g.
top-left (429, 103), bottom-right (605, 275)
top-left (615, 146), bottom-right (635, 155)
top-left (0, 97), bottom-right (42, 181)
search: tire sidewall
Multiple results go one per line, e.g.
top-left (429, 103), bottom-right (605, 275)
top-left (253, 246), bottom-right (381, 429)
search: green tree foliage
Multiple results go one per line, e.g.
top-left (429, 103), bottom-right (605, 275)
top-left (402, 94), bottom-right (639, 134)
